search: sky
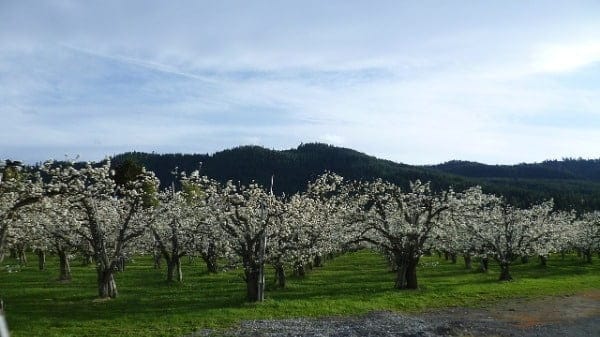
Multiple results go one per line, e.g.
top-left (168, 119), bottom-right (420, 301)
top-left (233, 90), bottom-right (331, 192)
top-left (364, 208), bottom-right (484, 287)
top-left (1, 1), bottom-right (599, 165)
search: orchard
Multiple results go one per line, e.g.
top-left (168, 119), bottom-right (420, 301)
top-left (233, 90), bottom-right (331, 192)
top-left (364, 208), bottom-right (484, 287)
top-left (0, 159), bottom-right (599, 304)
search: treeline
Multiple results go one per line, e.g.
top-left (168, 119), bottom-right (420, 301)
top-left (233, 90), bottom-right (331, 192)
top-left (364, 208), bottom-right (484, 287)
top-left (111, 143), bottom-right (600, 212)
top-left (427, 158), bottom-right (600, 181)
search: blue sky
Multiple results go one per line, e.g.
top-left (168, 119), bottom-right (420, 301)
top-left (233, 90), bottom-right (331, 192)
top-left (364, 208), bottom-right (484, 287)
top-left (1, 1), bottom-right (599, 164)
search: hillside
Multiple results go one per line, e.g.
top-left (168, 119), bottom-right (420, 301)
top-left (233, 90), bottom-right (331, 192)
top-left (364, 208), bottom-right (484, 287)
top-left (112, 143), bottom-right (600, 211)
top-left (427, 159), bottom-right (600, 182)
top-left (112, 144), bottom-right (469, 193)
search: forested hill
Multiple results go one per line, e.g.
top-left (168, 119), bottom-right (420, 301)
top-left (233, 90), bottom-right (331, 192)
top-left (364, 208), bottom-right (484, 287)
top-left (112, 143), bottom-right (600, 211)
top-left (426, 159), bottom-right (600, 182)
top-left (112, 144), bottom-right (469, 193)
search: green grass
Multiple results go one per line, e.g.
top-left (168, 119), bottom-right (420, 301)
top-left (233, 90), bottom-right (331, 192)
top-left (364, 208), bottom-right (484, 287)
top-left (1, 251), bottom-right (599, 337)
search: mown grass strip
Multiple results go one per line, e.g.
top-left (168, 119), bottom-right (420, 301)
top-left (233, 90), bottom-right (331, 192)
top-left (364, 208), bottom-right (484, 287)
top-left (1, 251), bottom-right (598, 337)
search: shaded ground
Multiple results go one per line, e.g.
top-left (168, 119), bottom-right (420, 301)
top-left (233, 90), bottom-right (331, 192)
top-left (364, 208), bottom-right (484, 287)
top-left (191, 290), bottom-right (600, 337)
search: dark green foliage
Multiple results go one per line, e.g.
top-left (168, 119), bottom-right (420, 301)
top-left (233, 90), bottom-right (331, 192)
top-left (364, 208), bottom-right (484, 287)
top-left (112, 143), bottom-right (469, 194)
top-left (428, 158), bottom-right (600, 181)
top-left (112, 143), bottom-right (600, 211)
top-left (113, 158), bottom-right (144, 186)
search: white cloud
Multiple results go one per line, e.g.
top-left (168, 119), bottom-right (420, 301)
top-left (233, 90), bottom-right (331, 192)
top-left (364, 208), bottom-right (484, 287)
top-left (1, 1), bottom-right (600, 164)
top-left (532, 41), bottom-right (600, 74)
top-left (320, 134), bottom-right (345, 145)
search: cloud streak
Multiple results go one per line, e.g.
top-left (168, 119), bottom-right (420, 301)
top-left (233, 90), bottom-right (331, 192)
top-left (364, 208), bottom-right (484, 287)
top-left (1, 1), bottom-right (599, 164)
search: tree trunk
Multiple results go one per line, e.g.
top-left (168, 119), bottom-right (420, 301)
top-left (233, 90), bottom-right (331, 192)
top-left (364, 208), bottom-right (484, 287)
top-left (450, 253), bottom-right (457, 264)
top-left (97, 269), bottom-right (118, 298)
top-left (116, 255), bottom-right (126, 272)
top-left (444, 251), bottom-right (449, 260)
top-left (539, 255), bottom-right (547, 267)
top-left (463, 254), bottom-right (472, 270)
top-left (243, 232), bottom-right (266, 302)
top-left (245, 267), bottom-right (264, 302)
top-left (314, 254), bottom-right (323, 267)
top-left (395, 262), bottom-right (408, 289)
top-left (246, 269), bottom-right (259, 302)
top-left (81, 253), bottom-right (93, 266)
top-left (499, 263), bottom-right (512, 281)
top-left (36, 249), bottom-right (46, 270)
top-left (395, 257), bottom-right (419, 289)
top-left (153, 251), bottom-right (162, 269)
top-left (166, 255), bottom-right (183, 283)
top-left (521, 255), bottom-right (529, 264)
top-left (479, 257), bottom-right (489, 272)
top-left (201, 243), bottom-right (218, 273)
top-left (0, 225), bottom-right (7, 263)
top-left (274, 264), bottom-right (286, 288)
top-left (294, 264), bottom-right (306, 277)
top-left (584, 250), bottom-right (592, 263)
top-left (17, 246), bottom-right (27, 266)
top-left (58, 249), bottom-right (71, 281)
top-left (405, 258), bottom-right (419, 289)
top-left (80, 243), bottom-right (94, 266)
top-left (204, 255), bottom-right (218, 273)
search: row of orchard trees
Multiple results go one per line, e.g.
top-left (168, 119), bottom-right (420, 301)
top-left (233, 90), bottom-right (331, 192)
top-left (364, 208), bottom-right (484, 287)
top-left (1, 159), bottom-right (599, 302)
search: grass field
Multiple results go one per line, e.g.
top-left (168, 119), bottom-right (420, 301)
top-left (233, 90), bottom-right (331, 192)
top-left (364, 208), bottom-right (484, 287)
top-left (1, 251), bottom-right (599, 337)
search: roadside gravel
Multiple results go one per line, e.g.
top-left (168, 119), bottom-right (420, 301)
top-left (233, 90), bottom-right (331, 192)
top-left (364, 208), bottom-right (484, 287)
top-left (187, 291), bottom-right (600, 337)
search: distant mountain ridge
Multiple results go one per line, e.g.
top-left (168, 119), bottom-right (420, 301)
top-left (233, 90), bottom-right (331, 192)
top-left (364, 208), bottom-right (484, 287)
top-left (112, 143), bottom-right (600, 212)
top-left (427, 159), bottom-right (600, 182)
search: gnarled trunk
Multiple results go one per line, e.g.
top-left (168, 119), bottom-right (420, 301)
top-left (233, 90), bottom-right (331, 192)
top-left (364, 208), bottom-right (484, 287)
top-left (244, 263), bottom-right (265, 302)
top-left (97, 269), bottom-right (118, 298)
top-left (405, 258), bottom-right (419, 289)
top-left (166, 255), bottom-right (183, 283)
top-left (394, 253), bottom-right (420, 289)
top-left (245, 268), bottom-right (260, 302)
top-left (499, 263), bottom-right (512, 281)
top-left (395, 261), bottom-right (408, 289)
top-left (463, 254), bottom-right (472, 270)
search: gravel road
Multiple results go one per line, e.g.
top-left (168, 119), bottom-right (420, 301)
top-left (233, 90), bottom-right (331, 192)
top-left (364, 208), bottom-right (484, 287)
top-left (187, 290), bottom-right (600, 337)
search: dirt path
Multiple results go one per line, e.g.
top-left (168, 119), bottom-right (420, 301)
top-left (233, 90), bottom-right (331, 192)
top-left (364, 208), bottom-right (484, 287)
top-left (421, 290), bottom-right (600, 336)
top-left (485, 290), bottom-right (599, 328)
top-left (191, 290), bottom-right (600, 337)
